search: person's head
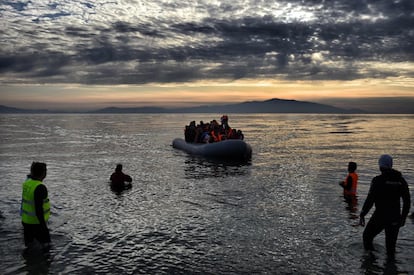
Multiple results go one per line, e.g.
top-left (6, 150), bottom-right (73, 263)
top-left (378, 154), bottom-right (393, 171)
top-left (115, 164), bottom-right (123, 172)
top-left (348, 162), bottom-right (357, 173)
top-left (30, 162), bottom-right (47, 181)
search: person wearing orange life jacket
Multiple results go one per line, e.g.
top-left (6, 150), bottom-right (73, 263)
top-left (210, 127), bottom-right (222, 142)
top-left (339, 162), bottom-right (358, 197)
top-left (21, 162), bottom-right (51, 249)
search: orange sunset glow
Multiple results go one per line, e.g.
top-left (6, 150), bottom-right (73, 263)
top-left (0, 1), bottom-right (413, 113)
top-left (1, 78), bottom-right (413, 112)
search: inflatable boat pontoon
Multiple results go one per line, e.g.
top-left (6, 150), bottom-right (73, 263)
top-left (172, 138), bottom-right (252, 161)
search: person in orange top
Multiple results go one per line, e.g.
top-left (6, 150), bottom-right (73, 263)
top-left (339, 162), bottom-right (358, 197)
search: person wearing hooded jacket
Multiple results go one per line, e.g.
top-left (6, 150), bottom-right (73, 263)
top-left (359, 154), bottom-right (411, 260)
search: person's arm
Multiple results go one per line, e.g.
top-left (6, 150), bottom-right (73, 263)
top-left (124, 174), bottom-right (132, 183)
top-left (359, 180), bottom-right (376, 225)
top-left (339, 175), bottom-right (352, 189)
top-left (34, 184), bottom-right (51, 243)
top-left (400, 177), bottom-right (411, 227)
top-left (360, 189), bottom-right (375, 217)
top-left (34, 185), bottom-right (48, 229)
top-left (345, 175), bottom-right (353, 190)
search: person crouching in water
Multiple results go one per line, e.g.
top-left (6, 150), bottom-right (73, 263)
top-left (359, 154), bottom-right (411, 260)
top-left (110, 164), bottom-right (132, 190)
top-left (21, 162), bottom-right (51, 251)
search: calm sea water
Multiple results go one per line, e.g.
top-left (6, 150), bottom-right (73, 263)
top-left (0, 114), bottom-right (413, 274)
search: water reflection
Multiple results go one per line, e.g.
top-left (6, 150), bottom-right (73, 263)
top-left (22, 245), bottom-right (51, 274)
top-left (1, 114), bottom-right (413, 274)
top-left (109, 182), bottom-right (133, 196)
top-left (183, 156), bottom-right (251, 179)
top-left (360, 252), bottom-right (407, 275)
top-left (360, 252), bottom-right (382, 274)
top-left (343, 195), bottom-right (359, 220)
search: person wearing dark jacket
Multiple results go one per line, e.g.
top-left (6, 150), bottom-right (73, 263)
top-left (359, 155), bottom-right (411, 260)
top-left (21, 162), bottom-right (51, 249)
top-left (110, 164), bottom-right (132, 189)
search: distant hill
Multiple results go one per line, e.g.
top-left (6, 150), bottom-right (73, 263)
top-left (0, 105), bottom-right (53, 113)
top-left (90, 106), bottom-right (169, 113)
top-left (172, 98), bottom-right (363, 113)
top-left (1, 99), bottom-right (365, 114)
top-left (92, 98), bottom-right (364, 114)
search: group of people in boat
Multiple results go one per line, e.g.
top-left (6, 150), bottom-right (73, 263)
top-left (184, 115), bottom-right (245, 143)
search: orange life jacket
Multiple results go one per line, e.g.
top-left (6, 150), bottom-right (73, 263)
top-left (210, 130), bottom-right (222, 142)
top-left (343, 172), bottom-right (358, 196)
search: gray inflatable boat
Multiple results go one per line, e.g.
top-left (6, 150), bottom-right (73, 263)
top-left (172, 138), bottom-right (252, 161)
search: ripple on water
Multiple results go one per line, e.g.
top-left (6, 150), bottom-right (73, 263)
top-left (1, 114), bottom-right (413, 274)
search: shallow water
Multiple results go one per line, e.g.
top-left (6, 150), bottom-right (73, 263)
top-left (0, 114), bottom-right (413, 274)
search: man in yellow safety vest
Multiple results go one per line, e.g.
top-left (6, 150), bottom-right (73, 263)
top-left (21, 162), bottom-right (51, 249)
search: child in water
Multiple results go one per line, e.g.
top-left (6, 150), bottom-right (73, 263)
top-left (339, 162), bottom-right (358, 198)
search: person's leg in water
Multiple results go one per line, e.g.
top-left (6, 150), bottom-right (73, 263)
top-left (363, 216), bottom-right (384, 251)
top-left (23, 223), bottom-right (35, 247)
top-left (23, 223), bottom-right (51, 252)
top-left (384, 222), bottom-right (400, 260)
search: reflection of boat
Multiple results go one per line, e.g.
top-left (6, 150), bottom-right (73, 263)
top-left (172, 138), bottom-right (252, 162)
top-left (183, 156), bottom-right (251, 179)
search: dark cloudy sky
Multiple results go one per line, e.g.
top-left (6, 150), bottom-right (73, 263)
top-left (0, 0), bottom-right (413, 112)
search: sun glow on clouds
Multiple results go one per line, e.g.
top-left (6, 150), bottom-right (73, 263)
top-left (1, 77), bottom-right (412, 111)
top-left (0, 1), bottom-right (413, 112)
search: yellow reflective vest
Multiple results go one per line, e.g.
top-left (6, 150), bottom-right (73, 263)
top-left (21, 178), bottom-right (50, 224)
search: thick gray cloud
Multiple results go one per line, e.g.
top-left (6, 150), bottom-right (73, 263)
top-left (0, 0), bottom-right (413, 84)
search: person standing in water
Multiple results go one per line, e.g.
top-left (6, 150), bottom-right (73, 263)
top-left (21, 162), bottom-right (51, 249)
top-left (359, 155), bottom-right (411, 260)
top-left (339, 161), bottom-right (359, 214)
top-left (339, 161), bottom-right (358, 198)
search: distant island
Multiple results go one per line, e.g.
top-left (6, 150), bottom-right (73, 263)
top-left (0, 98), bottom-right (397, 114)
